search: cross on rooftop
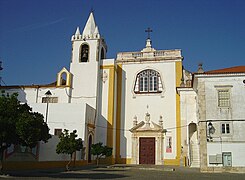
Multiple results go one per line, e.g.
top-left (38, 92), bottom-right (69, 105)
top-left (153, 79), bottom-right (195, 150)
top-left (145, 27), bottom-right (153, 39)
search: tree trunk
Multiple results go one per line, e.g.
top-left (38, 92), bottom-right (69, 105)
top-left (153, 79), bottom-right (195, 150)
top-left (73, 151), bottom-right (76, 167)
top-left (96, 155), bottom-right (99, 167)
top-left (66, 154), bottom-right (72, 171)
top-left (0, 149), bottom-right (4, 174)
top-left (96, 158), bottom-right (99, 167)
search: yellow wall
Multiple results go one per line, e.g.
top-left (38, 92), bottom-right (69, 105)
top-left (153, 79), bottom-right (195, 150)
top-left (107, 67), bottom-right (115, 148)
top-left (175, 61), bottom-right (182, 162)
top-left (115, 64), bottom-right (122, 163)
top-left (100, 65), bottom-right (116, 164)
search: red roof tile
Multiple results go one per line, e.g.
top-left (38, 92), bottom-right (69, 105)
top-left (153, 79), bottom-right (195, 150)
top-left (205, 66), bottom-right (245, 74)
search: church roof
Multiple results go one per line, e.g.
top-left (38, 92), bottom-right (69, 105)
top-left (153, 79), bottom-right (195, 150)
top-left (72, 12), bottom-right (101, 41)
top-left (204, 66), bottom-right (245, 74)
top-left (0, 80), bottom-right (66, 89)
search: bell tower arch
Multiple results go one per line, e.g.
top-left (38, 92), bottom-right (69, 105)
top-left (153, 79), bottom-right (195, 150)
top-left (80, 43), bottom-right (89, 62)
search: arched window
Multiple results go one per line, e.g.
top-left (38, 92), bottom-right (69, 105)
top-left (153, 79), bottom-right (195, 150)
top-left (61, 72), bottom-right (67, 85)
top-left (56, 67), bottom-right (71, 87)
top-left (134, 69), bottom-right (163, 94)
top-left (80, 44), bottom-right (89, 62)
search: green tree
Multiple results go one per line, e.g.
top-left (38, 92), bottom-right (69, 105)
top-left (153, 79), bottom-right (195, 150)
top-left (0, 93), bottom-right (51, 173)
top-left (91, 142), bottom-right (112, 166)
top-left (56, 129), bottom-right (83, 171)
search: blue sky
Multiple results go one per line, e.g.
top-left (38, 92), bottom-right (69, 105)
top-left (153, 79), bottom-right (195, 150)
top-left (0, 0), bottom-right (244, 85)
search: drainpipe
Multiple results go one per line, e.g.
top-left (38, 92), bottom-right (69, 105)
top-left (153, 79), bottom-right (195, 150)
top-left (36, 85), bottom-right (39, 103)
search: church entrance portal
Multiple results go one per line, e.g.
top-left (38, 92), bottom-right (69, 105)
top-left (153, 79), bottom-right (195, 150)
top-left (139, 137), bottom-right (155, 164)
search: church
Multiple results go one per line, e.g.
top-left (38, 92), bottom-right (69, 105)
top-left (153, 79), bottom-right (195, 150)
top-left (1, 12), bottom-right (245, 172)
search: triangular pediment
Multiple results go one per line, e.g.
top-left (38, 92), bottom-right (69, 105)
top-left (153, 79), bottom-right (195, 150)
top-left (130, 121), bottom-right (164, 133)
top-left (130, 121), bottom-right (145, 132)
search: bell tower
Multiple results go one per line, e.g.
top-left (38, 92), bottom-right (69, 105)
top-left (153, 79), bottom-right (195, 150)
top-left (69, 12), bottom-right (107, 103)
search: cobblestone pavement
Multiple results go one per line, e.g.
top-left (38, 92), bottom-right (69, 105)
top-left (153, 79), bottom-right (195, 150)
top-left (1, 165), bottom-right (245, 180)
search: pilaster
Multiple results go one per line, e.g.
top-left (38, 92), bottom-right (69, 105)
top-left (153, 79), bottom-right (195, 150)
top-left (197, 81), bottom-right (208, 171)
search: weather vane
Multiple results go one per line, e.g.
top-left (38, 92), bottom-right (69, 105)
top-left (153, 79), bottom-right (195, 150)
top-left (90, 7), bottom-right (94, 13)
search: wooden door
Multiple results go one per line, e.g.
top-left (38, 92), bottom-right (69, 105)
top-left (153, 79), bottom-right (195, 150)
top-left (139, 137), bottom-right (155, 164)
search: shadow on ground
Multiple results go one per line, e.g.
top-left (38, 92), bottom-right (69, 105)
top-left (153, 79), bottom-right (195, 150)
top-left (4, 166), bottom-right (129, 179)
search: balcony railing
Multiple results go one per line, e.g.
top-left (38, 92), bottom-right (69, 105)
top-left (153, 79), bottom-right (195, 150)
top-left (117, 49), bottom-right (181, 61)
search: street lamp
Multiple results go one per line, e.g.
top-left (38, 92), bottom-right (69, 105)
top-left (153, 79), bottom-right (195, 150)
top-left (207, 122), bottom-right (215, 141)
top-left (45, 90), bottom-right (52, 123)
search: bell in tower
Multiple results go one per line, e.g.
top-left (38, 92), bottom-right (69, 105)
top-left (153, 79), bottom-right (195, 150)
top-left (80, 44), bottom-right (89, 62)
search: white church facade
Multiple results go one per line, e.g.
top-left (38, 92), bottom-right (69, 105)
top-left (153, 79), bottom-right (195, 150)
top-left (1, 12), bottom-right (245, 172)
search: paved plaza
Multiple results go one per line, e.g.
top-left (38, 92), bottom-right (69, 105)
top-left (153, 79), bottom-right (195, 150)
top-left (1, 165), bottom-right (245, 180)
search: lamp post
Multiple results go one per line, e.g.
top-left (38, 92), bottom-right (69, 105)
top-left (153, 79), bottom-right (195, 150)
top-left (45, 90), bottom-right (52, 123)
top-left (207, 122), bottom-right (215, 141)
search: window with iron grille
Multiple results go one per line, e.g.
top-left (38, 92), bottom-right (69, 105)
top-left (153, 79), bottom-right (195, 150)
top-left (134, 69), bottom-right (163, 94)
top-left (218, 89), bottom-right (230, 107)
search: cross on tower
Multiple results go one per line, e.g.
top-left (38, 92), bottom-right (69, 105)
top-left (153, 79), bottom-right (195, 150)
top-left (145, 27), bottom-right (153, 39)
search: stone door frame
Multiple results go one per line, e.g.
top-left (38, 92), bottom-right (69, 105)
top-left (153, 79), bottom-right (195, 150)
top-left (131, 131), bottom-right (164, 165)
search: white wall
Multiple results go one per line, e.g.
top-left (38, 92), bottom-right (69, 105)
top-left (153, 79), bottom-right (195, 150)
top-left (205, 76), bottom-right (245, 120)
top-left (3, 86), bottom-right (71, 104)
top-left (207, 142), bottom-right (245, 167)
top-left (200, 74), bottom-right (245, 167)
top-left (95, 68), bottom-right (109, 145)
top-left (39, 136), bottom-right (70, 161)
top-left (120, 61), bottom-right (178, 159)
top-left (30, 103), bottom-right (86, 138)
top-left (179, 89), bottom-right (197, 156)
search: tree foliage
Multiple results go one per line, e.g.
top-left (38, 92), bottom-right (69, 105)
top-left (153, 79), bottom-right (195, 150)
top-left (56, 129), bottom-right (83, 170)
top-left (0, 93), bottom-right (51, 173)
top-left (91, 142), bottom-right (112, 166)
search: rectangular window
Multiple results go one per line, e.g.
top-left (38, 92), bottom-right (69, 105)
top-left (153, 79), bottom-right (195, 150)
top-left (149, 76), bottom-right (157, 92)
top-left (221, 123), bottom-right (230, 134)
top-left (149, 77), bottom-right (153, 91)
top-left (139, 77), bottom-right (144, 91)
top-left (144, 77), bottom-right (148, 91)
top-left (226, 124), bottom-right (230, 133)
top-left (153, 76), bottom-right (157, 91)
top-left (42, 97), bottom-right (58, 103)
top-left (218, 89), bottom-right (230, 107)
top-left (54, 129), bottom-right (62, 136)
top-left (139, 76), bottom-right (149, 92)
